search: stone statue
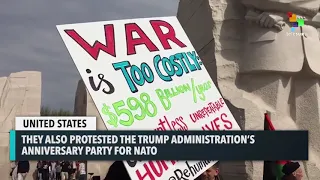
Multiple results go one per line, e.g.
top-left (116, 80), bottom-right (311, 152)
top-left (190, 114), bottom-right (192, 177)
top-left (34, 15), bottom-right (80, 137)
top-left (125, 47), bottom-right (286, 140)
top-left (239, 1), bottom-right (320, 179)
top-left (177, 0), bottom-right (320, 179)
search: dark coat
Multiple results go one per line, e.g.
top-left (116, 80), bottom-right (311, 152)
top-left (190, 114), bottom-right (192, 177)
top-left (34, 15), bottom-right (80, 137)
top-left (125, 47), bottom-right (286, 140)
top-left (104, 161), bottom-right (130, 180)
top-left (17, 161), bottom-right (30, 173)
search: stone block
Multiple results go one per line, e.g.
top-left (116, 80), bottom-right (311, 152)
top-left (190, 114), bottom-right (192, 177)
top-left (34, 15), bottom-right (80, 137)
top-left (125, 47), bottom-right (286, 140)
top-left (0, 71), bottom-right (41, 180)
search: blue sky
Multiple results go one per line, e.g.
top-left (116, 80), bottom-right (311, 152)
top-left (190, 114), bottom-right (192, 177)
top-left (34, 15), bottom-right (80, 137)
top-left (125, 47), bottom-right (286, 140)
top-left (0, 0), bottom-right (178, 111)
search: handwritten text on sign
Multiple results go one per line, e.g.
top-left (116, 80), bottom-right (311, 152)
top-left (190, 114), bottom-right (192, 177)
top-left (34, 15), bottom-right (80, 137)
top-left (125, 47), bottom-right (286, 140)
top-left (57, 16), bottom-right (240, 180)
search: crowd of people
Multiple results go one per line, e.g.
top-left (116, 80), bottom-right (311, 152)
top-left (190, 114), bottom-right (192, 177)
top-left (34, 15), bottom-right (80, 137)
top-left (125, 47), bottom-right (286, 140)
top-left (10, 161), bottom-right (86, 180)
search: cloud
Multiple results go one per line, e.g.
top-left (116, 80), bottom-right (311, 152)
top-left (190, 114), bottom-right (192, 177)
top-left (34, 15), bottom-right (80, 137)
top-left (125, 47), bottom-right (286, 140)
top-left (0, 0), bottom-right (178, 111)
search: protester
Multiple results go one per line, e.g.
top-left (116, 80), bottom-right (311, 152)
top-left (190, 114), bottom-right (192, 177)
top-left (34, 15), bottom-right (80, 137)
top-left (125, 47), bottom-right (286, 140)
top-left (74, 161), bottom-right (79, 179)
top-left (78, 161), bottom-right (86, 180)
top-left (56, 162), bottom-right (62, 180)
top-left (282, 162), bottom-right (303, 180)
top-left (10, 161), bottom-right (18, 180)
top-left (68, 161), bottom-right (74, 180)
top-left (17, 161), bottom-right (29, 180)
top-left (50, 161), bottom-right (57, 180)
top-left (199, 163), bottom-right (222, 180)
top-left (69, 161), bottom-right (76, 180)
top-left (41, 161), bottom-right (50, 180)
top-left (61, 161), bottom-right (70, 180)
top-left (104, 161), bottom-right (130, 180)
top-left (36, 161), bottom-right (42, 180)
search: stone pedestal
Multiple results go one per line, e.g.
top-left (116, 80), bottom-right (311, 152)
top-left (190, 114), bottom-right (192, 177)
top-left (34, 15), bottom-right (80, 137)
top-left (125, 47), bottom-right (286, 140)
top-left (0, 71), bottom-right (41, 180)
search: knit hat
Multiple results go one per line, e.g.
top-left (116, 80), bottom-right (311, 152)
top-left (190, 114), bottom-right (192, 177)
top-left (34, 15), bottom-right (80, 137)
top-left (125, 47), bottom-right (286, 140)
top-left (282, 162), bottom-right (300, 175)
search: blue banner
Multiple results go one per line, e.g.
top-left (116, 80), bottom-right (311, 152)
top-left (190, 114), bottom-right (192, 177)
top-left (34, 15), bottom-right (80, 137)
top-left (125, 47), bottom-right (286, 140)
top-left (11, 130), bottom-right (308, 161)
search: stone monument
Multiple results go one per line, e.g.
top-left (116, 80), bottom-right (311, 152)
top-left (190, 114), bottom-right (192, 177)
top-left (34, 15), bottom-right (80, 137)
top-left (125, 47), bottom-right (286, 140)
top-left (177, 0), bottom-right (320, 179)
top-left (0, 71), bottom-right (41, 180)
top-left (74, 80), bottom-right (113, 178)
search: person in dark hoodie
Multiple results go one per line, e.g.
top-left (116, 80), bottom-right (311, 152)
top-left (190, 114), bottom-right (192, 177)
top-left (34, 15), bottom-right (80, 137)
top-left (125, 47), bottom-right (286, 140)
top-left (104, 161), bottom-right (131, 180)
top-left (281, 162), bottom-right (303, 180)
top-left (41, 161), bottom-right (50, 180)
top-left (17, 161), bottom-right (29, 180)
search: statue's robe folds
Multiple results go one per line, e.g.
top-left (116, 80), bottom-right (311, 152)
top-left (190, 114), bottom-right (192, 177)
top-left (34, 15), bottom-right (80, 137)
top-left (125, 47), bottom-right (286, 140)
top-left (241, 0), bottom-right (320, 75)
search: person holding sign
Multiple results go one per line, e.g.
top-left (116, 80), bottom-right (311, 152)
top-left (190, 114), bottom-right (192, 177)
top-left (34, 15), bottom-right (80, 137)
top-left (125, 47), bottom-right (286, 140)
top-left (104, 161), bottom-right (130, 180)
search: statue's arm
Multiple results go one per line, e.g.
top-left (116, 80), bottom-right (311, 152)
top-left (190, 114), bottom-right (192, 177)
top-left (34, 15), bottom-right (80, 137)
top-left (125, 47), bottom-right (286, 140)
top-left (242, 0), bottom-right (290, 29)
top-left (242, 0), bottom-right (288, 20)
top-left (242, 0), bottom-right (320, 18)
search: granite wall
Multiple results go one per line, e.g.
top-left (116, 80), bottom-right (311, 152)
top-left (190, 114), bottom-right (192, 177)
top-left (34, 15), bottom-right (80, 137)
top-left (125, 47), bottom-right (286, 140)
top-left (1, 71), bottom-right (41, 180)
top-left (1, 72), bottom-right (112, 180)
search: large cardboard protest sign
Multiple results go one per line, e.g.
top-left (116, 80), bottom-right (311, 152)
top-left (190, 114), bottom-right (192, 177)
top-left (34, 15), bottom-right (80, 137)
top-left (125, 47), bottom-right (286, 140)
top-left (57, 16), bottom-right (240, 180)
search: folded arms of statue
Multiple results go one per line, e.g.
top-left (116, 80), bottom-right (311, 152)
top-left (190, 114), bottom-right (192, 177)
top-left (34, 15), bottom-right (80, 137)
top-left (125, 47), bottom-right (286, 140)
top-left (245, 10), bottom-right (287, 31)
top-left (242, 0), bottom-right (320, 30)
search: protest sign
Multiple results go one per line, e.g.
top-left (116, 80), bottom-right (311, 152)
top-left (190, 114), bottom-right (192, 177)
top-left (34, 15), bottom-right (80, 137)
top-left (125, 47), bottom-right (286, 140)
top-left (57, 16), bottom-right (241, 180)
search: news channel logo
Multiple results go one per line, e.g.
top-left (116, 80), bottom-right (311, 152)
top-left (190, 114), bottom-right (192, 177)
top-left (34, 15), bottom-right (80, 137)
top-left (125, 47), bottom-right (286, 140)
top-left (288, 12), bottom-right (305, 32)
